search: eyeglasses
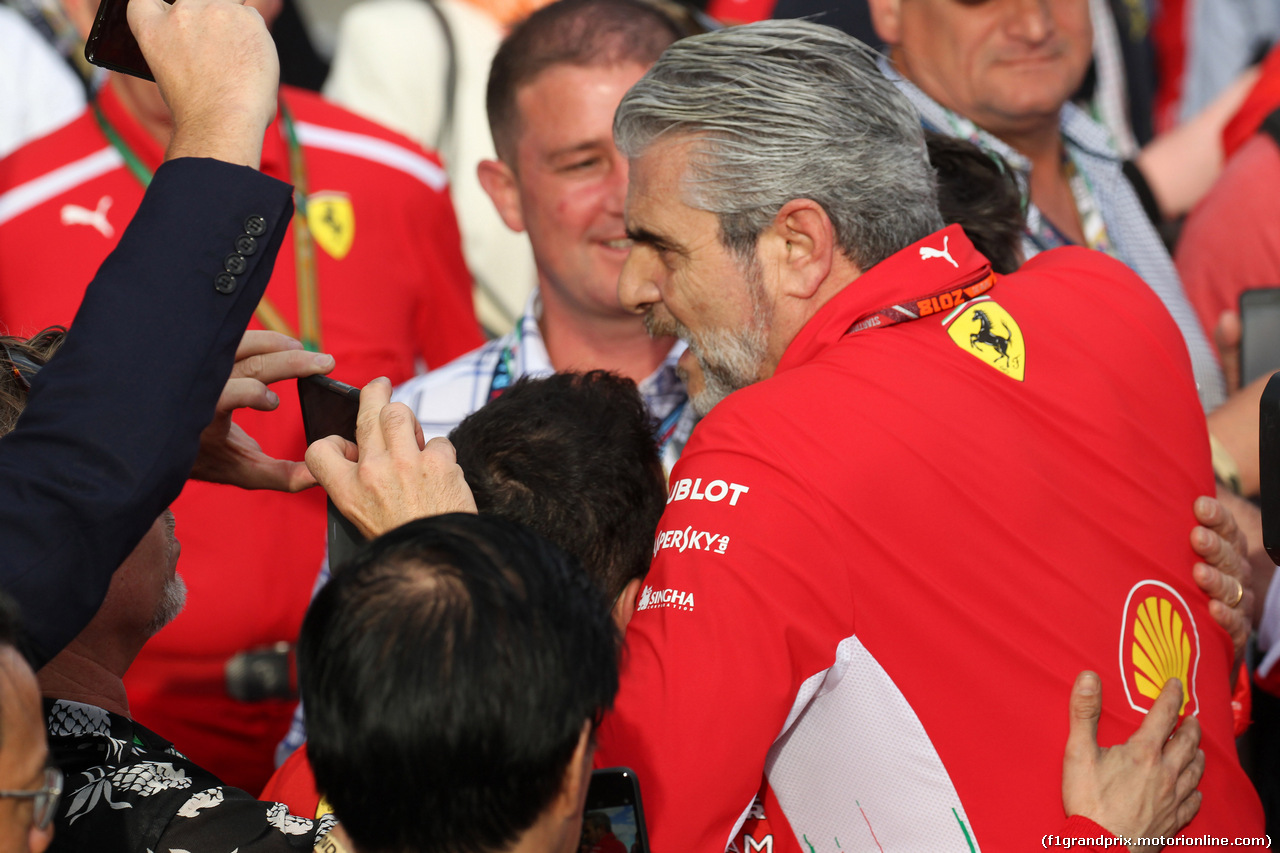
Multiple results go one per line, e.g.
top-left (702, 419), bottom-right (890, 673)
top-left (0, 340), bottom-right (41, 393)
top-left (0, 766), bottom-right (64, 831)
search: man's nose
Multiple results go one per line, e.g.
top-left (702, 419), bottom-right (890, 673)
top-left (1006, 0), bottom-right (1055, 45)
top-left (618, 248), bottom-right (661, 316)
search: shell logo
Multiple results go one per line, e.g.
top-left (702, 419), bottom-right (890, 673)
top-left (1119, 580), bottom-right (1200, 717)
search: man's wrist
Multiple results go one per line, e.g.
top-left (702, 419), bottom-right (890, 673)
top-left (166, 115), bottom-right (268, 169)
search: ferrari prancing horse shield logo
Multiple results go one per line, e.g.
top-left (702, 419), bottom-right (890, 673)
top-left (306, 192), bottom-right (355, 260)
top-left (943, 297), bottom-right (1025, 381)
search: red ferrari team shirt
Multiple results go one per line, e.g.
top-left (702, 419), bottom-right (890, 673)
top-left (595, 226), bottom-right (1262, 851)
top-left (0, 83), bottom-right (482, 791)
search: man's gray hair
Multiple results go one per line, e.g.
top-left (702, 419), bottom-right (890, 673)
top-left (614, 20), bottom-right (943, 271)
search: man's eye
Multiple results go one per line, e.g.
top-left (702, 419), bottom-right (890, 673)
top-left (562, 158), bottom-right (601, 172)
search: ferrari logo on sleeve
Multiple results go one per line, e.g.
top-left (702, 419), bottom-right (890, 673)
top-left (307, 192), bottom-right (355, 260)
top-left (1119, 581), bottom-right (1200, 717)
top-left (943, 298), bottom-right (1025, 381)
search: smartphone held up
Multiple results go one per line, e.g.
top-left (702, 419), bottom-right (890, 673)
top-left (298, 375), bottom-right (367, 573)
top-left (85, 0), bottom-right (163, 80)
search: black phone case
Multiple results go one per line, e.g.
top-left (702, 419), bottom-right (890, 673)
top-left (1261, 375), bottom-right (1280, 565)
top-left (85, 0), bottom-right (156, 81)
top-left (584, 767), bottom-right (650, 853)
top-left (298, 376), bottom-right (366, 573)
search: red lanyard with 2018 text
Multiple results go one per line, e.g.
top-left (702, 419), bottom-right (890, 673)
top-left (844, 268), bottom-right (997, 337)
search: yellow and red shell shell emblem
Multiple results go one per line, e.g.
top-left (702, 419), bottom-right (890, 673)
top-left (1119, 580), bottom-right (1201, 717)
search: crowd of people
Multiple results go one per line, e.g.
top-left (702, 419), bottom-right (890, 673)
top-left (1, 0), bottom-right (1280, 850)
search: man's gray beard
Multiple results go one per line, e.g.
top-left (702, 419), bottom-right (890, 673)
top-left (680, 324), bottom-right (769, 418)
top-left (146, 574), bottom-right (188, 636)
top-left (645, 268), bottom-right (772, 418)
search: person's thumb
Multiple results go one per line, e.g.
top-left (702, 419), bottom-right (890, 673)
top-left (1065, 670), bottom-right (1103, 763)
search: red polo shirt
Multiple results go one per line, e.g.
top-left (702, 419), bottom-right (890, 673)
top-left (595, 227), bottom-right (1260, 851)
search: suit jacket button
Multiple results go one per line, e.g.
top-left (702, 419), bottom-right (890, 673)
top-left (235, 235), bottom-right (258, 255)
top-left (214, 273), bottom-right (237, 294)
top-left (224, 254), bottom-right (248, 275)
top-left (244, 216), bottom-right (267, 237)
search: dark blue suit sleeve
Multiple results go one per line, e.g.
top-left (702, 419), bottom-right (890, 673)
top-left (0, 157), bottom-right (294, 668)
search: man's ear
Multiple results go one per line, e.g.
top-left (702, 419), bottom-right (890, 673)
top-left (760, 199), bottom-right (835, 300)
top-left (477, 159), bottom-right (526, 234)
top-left (866, 0), bottom-right (903, 45)
top-left (611, 577), bottom-right (643, 634)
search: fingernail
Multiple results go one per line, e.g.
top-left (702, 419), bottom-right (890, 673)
top-left (313, 354), bottom-right (335, 369)
top-left (266, 390), bottom-right (279, 407)
top-left (1075, 671), bottom-right (1098, 695)
top-left (1194, 527), bottom-right (1211, 547)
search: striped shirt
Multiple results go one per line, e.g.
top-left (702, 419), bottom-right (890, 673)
top-left (392, 292), bottom-right (697, 474)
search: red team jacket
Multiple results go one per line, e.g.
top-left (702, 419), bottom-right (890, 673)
top-left (0, 82), bottom-right (482, 790)
top-left (594, 227), bottom-right (1262, 851)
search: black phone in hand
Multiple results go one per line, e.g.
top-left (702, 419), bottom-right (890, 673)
top-left (298, 375), bottom-right (365, 574)
top-left (85, 0), bottom-right (158, 81)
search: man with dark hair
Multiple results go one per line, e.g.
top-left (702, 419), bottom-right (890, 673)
top-left (394, 0), bottom-right (695, 477)
top-left (452, 370), bottom-right (667, 618)
top-left (264, 370), bottom-right (665, 816)
top-left (299, 513), bottom-right (618, 853)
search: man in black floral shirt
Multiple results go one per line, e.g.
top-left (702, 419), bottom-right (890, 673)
top-left (37, 504), bottom-right (336, 853)
top-left (45, 693), bottom-right (333, 852)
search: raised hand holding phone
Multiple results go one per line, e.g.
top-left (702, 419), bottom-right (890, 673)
top-left (87, 0), bottom-right (279, 167)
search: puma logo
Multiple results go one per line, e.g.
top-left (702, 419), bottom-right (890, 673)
top-left (919, 235), bottom-right (958, 268)
top-left (61, 196), bottom-right (114, 238)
